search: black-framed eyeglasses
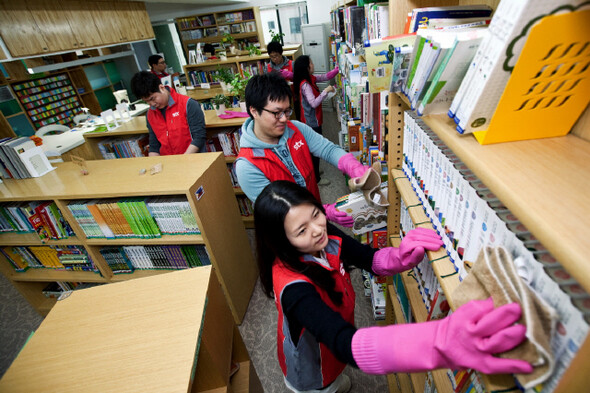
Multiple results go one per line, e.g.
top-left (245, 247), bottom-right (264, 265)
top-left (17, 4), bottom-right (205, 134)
top-left (261, 107), bottom-right (293, 119)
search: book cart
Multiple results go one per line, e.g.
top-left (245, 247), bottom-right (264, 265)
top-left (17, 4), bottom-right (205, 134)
top-left (0, 266), bottom-right (263, 393)
top-left (381, 1), bottom-right (590, 392)
top-left (0, 153), bottom-right (258, 325)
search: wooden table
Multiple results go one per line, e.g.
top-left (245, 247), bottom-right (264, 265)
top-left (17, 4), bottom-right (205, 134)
top-left (0, 266), bottom-right (262, 393)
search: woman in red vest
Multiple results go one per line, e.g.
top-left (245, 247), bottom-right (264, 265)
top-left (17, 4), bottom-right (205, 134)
top-left (293, 55), bottom-right (339, 186)
top-left (254, 181), bottom-right (532, 393)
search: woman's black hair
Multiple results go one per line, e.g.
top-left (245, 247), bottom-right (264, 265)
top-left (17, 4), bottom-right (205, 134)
top-left (254, 180), bottom-right (342, 306)
top-left (292, 55), bottom-right (314, 122)
top-left (245, 73), bottom-right (292, 118)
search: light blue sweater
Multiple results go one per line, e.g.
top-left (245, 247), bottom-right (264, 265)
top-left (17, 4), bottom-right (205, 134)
top-left (235, 118), bottom-right (346, 203)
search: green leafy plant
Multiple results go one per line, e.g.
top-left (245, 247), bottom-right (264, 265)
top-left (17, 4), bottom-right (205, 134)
top-left (269, 30), bottom-right (285, 43)
top-left (214, 66), bottom-right (234, 84)
top-left (246, 44), bottom-right (262, 56)
top-left (212, 94), bottom-right (230, 109)
top-left (221, 33), bottom-right (235, 47)
top-left (228, 71), bottom-right (251, 102)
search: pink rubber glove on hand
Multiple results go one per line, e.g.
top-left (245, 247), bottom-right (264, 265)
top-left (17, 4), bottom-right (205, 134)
top-left (338, 153), bottom-right (370, 179)
top-left (324, 203), bottom-right (354, 227)
top-left (352, 298), bottom-right (533, 375)
top-left (372, 228), bottom-right (443, 276)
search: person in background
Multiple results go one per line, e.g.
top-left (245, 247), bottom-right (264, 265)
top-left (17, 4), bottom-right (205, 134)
top-left (235, 73), bottom-right (372, 228)
top-left (203, 43), bottom-right (218, 60)
top-left (148, 54), bottom-right (169, 80)
top-left (293, 55), bottom-right (339, 186)
top-left (254, 180), bottom-right (533, 393)
top-left (266, 41), bottom-right (293, 80)
top-left (130, 71), bottom-right (205, 156)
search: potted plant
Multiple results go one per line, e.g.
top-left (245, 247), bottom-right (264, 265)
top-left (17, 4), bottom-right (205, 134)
top-left (214, 66), bottom-right (234, 92)
top-left (222, 33), bottom-right (236, 54)
top-left (212, 94), bottom-right (230, 116)
top-left (228, 71), bottom-right (251, 112)
top-left (269, 29), bottom-right (285, 44)
top-left (246, 44), bottom-right (261, 57)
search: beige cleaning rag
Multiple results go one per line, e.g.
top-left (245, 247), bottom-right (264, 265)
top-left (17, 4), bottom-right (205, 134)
top-left (451, 246), bottom-right (558, 389)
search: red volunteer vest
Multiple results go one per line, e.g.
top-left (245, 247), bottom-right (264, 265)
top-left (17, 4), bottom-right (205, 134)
top-left (147, 89), bottom-right (192, 156)
top-left (273, 236), bottom-right (355, 390)
top-left (299, 75), bottom-right (323, 127)
top-left (267, 59), bottom-right (293, 75)
top-left (237, 121), bottom-right (320, 201)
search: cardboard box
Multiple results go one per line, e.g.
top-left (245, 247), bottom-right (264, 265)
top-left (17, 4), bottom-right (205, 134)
top-left (335, 182), bottom-right (388, 235)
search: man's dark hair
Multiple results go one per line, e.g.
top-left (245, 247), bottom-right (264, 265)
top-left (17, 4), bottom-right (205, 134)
top-left (203, 43), bottom-right (215, 55)
top-left (148, 54), bottom-right (164, 68)
top-left (266, 41), bottom-right (283, 55)
top-left (131, 71), bottom-right (161, 99)
top-left (245, 73), bottom-right (292, 118)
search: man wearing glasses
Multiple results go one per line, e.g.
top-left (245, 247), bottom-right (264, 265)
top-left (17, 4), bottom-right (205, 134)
top-left (148, 54), bottom-right (170, 80)
top-left (266, 41), bottom-right (293, 80)
top-left (235, 73), bottom-right (370, 228)
top-left (131, 71), bottom-right (205, 156)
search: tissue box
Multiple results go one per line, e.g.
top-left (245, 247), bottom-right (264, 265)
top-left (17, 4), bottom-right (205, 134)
top-left (335, 182), bottom-right (388, 235)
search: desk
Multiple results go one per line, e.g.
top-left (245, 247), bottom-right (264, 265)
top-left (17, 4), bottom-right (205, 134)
top-left (0, 266), bottom-right (263, 393)
top-left (83, 110), bottom-right (247, 159)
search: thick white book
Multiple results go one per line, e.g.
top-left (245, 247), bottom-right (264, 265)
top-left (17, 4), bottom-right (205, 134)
top-left (452, 0), bottom-right (588, 134)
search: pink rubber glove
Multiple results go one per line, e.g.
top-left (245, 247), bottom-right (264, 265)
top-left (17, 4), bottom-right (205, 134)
top-left (324, 203), bottom-right (354, 227)
top-left (352, 298), bottom-right (533, 375)
top-left (280, 69), bottom-right (293, 80)
top-left (337, 153), bottom-right (370, 179)
top-left (372, 228), bottom-right (443, 276)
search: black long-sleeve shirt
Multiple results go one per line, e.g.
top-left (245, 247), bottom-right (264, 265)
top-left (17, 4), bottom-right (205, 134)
top-left (281, 224), bottom-right (377, 367)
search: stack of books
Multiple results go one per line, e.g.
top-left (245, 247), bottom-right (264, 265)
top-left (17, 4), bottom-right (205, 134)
top-left (67, 197), bottom-right (199, 239)
top-left (100, 245), bottom-right (210, 274)
top-left (96, 135), bottom-right (149, 160)
top-left (0, 137), bottom-right (54, 179)
top-left (0, 201), bottom-right (74, 241)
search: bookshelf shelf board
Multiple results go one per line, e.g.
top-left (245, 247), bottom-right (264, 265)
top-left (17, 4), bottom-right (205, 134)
top-left (225, 156), bottom-right (237, 164)
top-left (233, 187), bottom-right (244, 194)
top-left (421, 114), bottom-right (590, 293)
top-left (85, 234), bottom-right (205, 246)
top-left (0, 233), bottom-right (82, 246)
top-left (108, 269), bottom-right (187, 282)
top-left (8, 269), bottom-right (106, 283)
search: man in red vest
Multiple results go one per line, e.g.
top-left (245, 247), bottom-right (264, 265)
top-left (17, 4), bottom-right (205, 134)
top-left (235, 73), bottom-right (370, 228)
top-left (131, 71), bottom-right (205, 156)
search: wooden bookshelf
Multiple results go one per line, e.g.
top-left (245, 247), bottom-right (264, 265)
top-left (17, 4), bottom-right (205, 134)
top-left (0, 267), bottom-right (263, 393)
top-left (183, 47), bottom-right (303, 87)
top-left (0, 154), bottom-right (258, 324)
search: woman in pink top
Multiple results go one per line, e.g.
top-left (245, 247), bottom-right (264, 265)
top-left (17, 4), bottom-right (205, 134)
top-left (293, 55), bottom-right (339, 186)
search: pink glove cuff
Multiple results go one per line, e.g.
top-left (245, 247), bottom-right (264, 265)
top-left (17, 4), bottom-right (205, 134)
top-left (218, 111), bottom-right (249, 119)
top-left (351, 327), bottom-right (388, 375)
top-left (372, 248), bottom-right (400, 276)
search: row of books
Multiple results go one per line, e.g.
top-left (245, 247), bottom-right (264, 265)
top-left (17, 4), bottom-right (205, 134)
top-left (41, 282), bottom-right (101, 298)
top-left (401, 111), bottom-right (589, 390)
top-left (227, 163), bottom-right (239, 188)
top-left (67, 197), bottom-right (200, 239)
top-left (0, 137), bottom-right (54, 180)
top-left (363, 2), bottom-right (389, 41)
top-left (12, 74), bottom-right (69, 91)
top-left (239, 61), bottom-right (266, 77)
top-left (100, 245), bottom-right (210, 274)
top-left (204, 128), bottom-right (240, 157)
top-left (97, 135), bottom-right (149, 160)
top-left (217, 10), bottom-right (255, 24)
top-left (404, 4), bottom-right (492, 34)
top-left (187, 69), bottom-right (235, 86)
top-left (1, 245), bottom-right (95, 272)
top-left (0, 201), bottom-right (73, 241)
top-left (236, 195), bottom-right (253, 217)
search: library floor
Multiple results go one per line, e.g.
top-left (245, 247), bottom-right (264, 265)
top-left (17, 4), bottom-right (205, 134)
top-left (0, 109), bottom-right (389, 392)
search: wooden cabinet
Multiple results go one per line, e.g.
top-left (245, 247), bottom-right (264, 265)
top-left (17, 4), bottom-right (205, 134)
top-left (0, 0), bottom-right (154, 57)
top-left (0, 266), bottom-right (263, 393)
top-left (0, 2), bottom-right (51, 56)
top-left (0, 154), bottom-right (258, 324)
